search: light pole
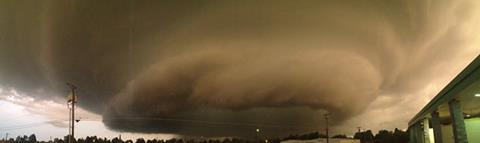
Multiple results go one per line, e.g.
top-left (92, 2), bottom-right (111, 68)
top-left (256, 128), bottom-right (260, 142)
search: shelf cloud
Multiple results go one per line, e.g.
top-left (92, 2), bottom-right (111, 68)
top-left (1, 0), bottom-right (479, 137)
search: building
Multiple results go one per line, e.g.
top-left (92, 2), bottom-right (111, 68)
top-left (281, 138), bottom-right (360, 143)
top-left (408, 56), bottom-right (480, 143)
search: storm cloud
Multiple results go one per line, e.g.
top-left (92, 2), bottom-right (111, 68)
top-left (1, 0), bottom-right (480, 137)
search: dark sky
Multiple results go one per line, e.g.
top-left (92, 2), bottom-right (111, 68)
top-left (0, 0), bottom-right (479, 138)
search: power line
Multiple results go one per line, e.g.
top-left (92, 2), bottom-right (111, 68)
top-left (0, 120), bottom-right (67, 131)
top-left (2, 115), bottom-right (326, 134)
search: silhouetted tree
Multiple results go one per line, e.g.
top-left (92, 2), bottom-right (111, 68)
top-left (63, 135), bottom-right (76, 143)
top-left (282, 132), bottom-right (327, 141)
top-left (135, 138), bottom-right (145, 143)
top-left (392, 128), bottom-right (409, 143)
top-left (331, 134), bottom-right (347, 139)
top-left (112, 137), bottom-right (123, 143)
top-left (53, 138), bottom-right (64, 143)
top-left (28, 134), bottom-right (37, 143)
top-left (77, 138), bottom-right (85, 143)
top-left (354, 130), bottom-right (374, 143)
top-left (374, 130), bottom-right (394, 143)
top-left (9, 138), bottom-right (15, 143)
top-left (15, 136), bottom-right (24, 143)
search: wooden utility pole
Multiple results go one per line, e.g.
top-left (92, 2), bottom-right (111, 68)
top-left (324, 114), bottom-right (329, 143)
top-left (67, 83), bottom-right (77, 143)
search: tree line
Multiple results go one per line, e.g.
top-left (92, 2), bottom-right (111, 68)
top-left (1, 128), bottom-right (408, 143)
top-left (353, 128), bottom-right (408, 143)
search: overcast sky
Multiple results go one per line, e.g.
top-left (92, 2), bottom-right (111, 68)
top-left (1, 0), bottom-right (480, 141)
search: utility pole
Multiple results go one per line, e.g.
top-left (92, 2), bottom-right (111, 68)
top-left (67, 82), bottom-right (77, 143)
top-left (324, 114), bottom-right (329, 143)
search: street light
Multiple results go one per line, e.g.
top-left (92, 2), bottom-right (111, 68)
top-left (255, 128), bottom-right (261, 143)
